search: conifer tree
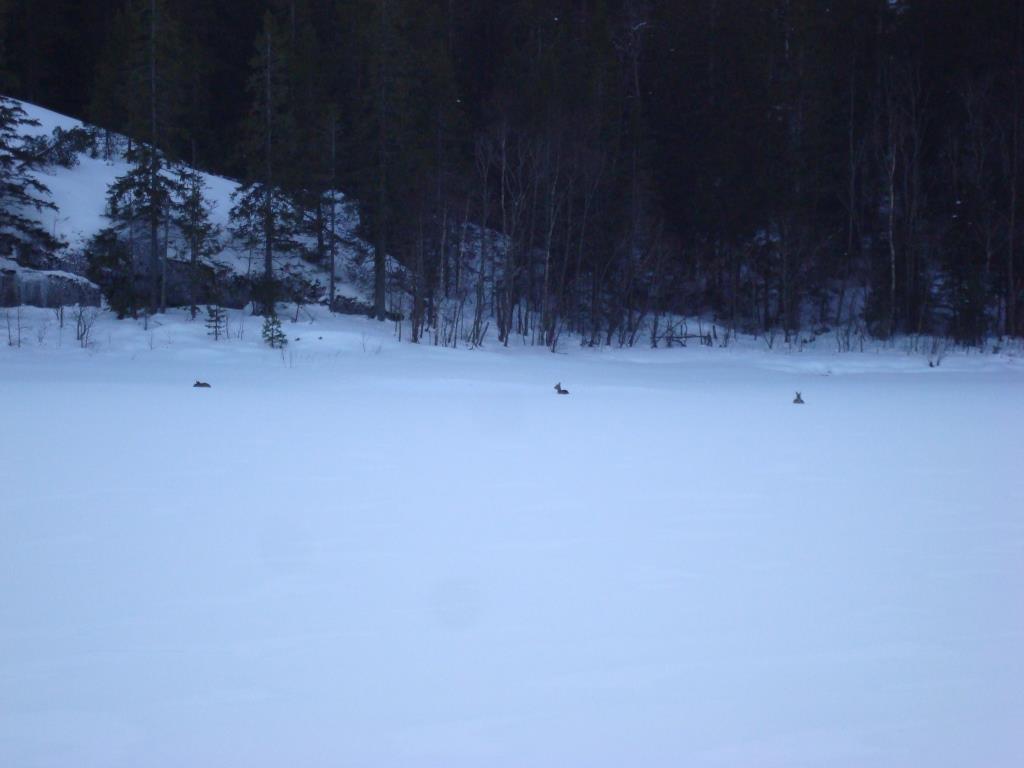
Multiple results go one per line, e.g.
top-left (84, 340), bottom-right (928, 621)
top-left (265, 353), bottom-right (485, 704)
top-left (87, 7), bottom-right (133, 158)
top-left (340, 0), bottom-right (440, 321)
top-left (205, 304), bottom-right (225, 339)
top-left (324, 107), bottom-right (342, 310)
top-left (176, 5), bottom-right (214, 168)
top-left (261, 312), bottom-right (287, 348)
top-left (105, 153), bottom-right (177, 312)
top-left (0, 96), bottom-right (62, 262)
top-left (279, 0), bottom-right (322, 189)
top-left (84, 226), bottom-right (136, 318)
top-left (232, 9), bottom-right (293, 316)
top-left (278, 1), bottom-right (341, 278)
top-left (101, 0), bottom-right (185, 314)
top-left (171, 164), bottom-right (219, 318)
top-left (334, 0), bottom-right (402, 320)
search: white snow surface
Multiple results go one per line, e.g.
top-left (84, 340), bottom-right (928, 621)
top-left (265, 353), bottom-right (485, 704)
top-left (2, 309), bottom-right (1023, 767)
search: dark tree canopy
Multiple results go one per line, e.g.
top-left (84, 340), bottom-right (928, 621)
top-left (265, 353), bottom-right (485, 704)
top-left (1, 0), bottom-right (1022, 342)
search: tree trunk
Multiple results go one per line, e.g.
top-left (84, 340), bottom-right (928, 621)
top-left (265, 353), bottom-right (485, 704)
top-left (373, 0), bottom-right (389, 321)
top-left (263, 29), bottom-right (274, 316)
top-left (160, 214), bottom-right (169, 313)
top-left (837, 60), bottom-right (857, 328)
top-left (329, 114), bottom-right (337, 311)
top-left (149, 0), bottom-right (160, 314)
top-left (1009, 1), bottom-right (1022, 336)
top-left (888, 147), bottom-right (898, 338)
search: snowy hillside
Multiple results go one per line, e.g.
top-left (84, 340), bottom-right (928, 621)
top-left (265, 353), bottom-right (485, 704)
top-left (2, 304), bottom-right (1023, 768)
top-left (5, 98), bottom-right (377, 308)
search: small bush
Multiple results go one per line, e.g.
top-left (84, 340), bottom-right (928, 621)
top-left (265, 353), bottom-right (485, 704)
top-left (261, 314), bottom-right (287, 349)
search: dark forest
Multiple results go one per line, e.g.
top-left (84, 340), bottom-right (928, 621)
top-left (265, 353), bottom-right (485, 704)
top-left (2, 0), bottom-right (1022, 345)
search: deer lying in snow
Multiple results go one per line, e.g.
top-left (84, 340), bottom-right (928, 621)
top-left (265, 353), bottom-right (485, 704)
top-left (193, 381), bottom-right (212, 388)
top-left (793, 391), bottom-right (804, 404)
top-left (554, 382), bottom-right (570, 395)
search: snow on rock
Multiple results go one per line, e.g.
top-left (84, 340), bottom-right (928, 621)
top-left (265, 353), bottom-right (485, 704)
top-left (0, 257), bottom-right (101, 307)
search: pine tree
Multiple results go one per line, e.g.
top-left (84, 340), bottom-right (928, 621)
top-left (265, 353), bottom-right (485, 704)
top-left (178, 27), bottom-right (212, 169)
top-left (334, 0), bottom-right (403, 321)
top-left (261, 312), bottom-right (287, 348)
top-left (101, 0), bottom-right (186, 315)
top-left (392, 0), bottom-right (464, 341)
top-left (171, 164), bottom-right (219, 318)
top-left (279, 2), bottom-right (339, 275)
top-left (84, 226), bottom-right (136, 318)
top-left (104, 153), bottom-right (177, 313)
top-left (232, 10), bottom-right (293, 316)
top-left (205, 304), bottom-right (225, 339)
top-left (340, 0), bottom-right (449, 322)
top-left (228, 182), bottom-right (300, 313)
top-left (324, 107), bottom-right (342, 310)
top-left (0, 96), bottom-right (62, 263)
top-left (278, 0), bottom-right (323, 195)
top-left (87, 6), bottom-right (132, 158)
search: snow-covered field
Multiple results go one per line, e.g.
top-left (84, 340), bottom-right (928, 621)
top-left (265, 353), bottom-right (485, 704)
top-left (2, 309), bottom-right (1023, 767)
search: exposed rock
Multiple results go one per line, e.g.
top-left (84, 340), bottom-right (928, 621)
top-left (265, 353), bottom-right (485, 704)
top-left (330, 294), bottom-right (403, 321)
top-left (0, 260), bottom-right (102, 308)
top-left (330, 295), bottom-right (375, 316)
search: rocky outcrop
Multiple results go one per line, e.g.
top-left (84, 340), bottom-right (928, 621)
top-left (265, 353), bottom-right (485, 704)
top-left (0, 260), bottom-right (102, 308)
top-left (157, 262), bottom-right (323, 309)
top-left (1, 255), bottom-right (328, 313)
top-left (330, 295), bottom-right (375, 316)
top-left (329, 294), bottom-right (403, 321)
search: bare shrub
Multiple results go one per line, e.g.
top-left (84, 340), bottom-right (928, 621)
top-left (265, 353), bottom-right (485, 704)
top-left (74, 305), bottom-right (97, 348)
top-left (5, 307), bottom-right (24, 348)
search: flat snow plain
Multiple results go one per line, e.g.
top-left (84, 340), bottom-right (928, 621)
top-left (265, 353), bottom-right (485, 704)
top-left (2, 308), bottom-right (1023, 767)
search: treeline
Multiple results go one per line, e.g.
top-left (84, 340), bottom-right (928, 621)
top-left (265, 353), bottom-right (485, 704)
top-left (1, 1), bottom-right (1023, 345)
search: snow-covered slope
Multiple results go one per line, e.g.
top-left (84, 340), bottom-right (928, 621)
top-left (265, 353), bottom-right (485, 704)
top-left (10, 98), bottom-right (376, 304)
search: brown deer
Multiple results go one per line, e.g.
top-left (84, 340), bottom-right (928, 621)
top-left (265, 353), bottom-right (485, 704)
top-left (554, 382), bottom-right (570, 395)
top-left (793, 391), bottom-right (804, 404)
top-left (193, 381), bottom-right (212, 388)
